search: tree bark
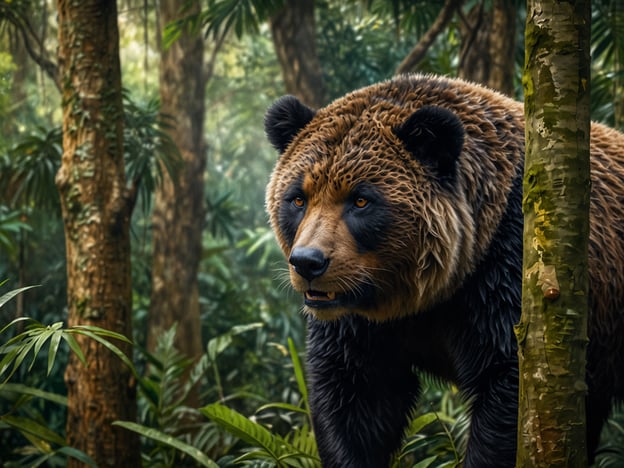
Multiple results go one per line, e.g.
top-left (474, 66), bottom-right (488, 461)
top-left (458, 0), bottom-right (516, 95)
top-left (148, 0), bottom-right (205, 368)
top-left (515, 1), bottom-right (591, 466)
top-left (55, 0), bottom-right (139, 466)
top-left (613, 0), bottom-right (624, 129)
top-left (269, 0), bottom-right (326, 108)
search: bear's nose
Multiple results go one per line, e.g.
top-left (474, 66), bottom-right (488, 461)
top-left (289, 247), bottom-right (329, 281)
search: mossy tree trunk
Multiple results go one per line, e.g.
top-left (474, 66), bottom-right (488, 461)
top-left (515, 1), bottom-right (591, 467)
top-left (55, 0), bottom-right (139, 466)
top-left (148, 0), bottom-right (206, 369)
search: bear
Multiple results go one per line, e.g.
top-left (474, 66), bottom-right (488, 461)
top-left (264, 74), bottom-right (624, 467)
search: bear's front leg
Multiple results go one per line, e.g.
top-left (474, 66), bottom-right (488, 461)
top-left (306, 316), bottom-right (419, 468)
top-left (462, 363), bottom-right (519, 468)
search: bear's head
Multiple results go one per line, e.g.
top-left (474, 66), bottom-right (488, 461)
top-left (265, 76), bottom-right (521, 321)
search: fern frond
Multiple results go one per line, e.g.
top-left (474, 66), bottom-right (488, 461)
top-left (113, 421), bottom-right (219, 467)
top-left (201, 403), bottom-right (286, 459)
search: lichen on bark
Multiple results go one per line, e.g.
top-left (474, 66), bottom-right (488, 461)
top-left (516, 1), bottom-right (591, 467)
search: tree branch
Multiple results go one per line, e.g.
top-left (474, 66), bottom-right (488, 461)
top-left (395, 0), bottom-right (464, 75)
top-left (204, 27), bottom-right (228, 83)
top-left (2, 6), bottom-right (60, 90)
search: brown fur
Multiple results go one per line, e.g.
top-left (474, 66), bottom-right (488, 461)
top-left (267, 75), bottom-right (528, 320)
top-left (266, 73), bottom-right (624, 467)
top-left (267, 74), bottom-right (624, 328)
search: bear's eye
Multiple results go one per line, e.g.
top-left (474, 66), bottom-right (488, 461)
top-left (292, 196), bottom-right (306, 208)
top-left (354, 197), bottom-right (368, 208)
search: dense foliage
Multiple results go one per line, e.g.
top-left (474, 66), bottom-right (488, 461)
top-left (1, 1), bottom-right (623, 466)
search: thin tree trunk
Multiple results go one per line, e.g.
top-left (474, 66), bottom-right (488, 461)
top-left (269, 0), bottom-right (326, 107)
top-left (458, 0), bottom-right (516, 95)
top-left (487, 0), bottom-right (516, 95)
top-left (56, 0), bottom-right (139, 466)
top-left (148, 0), bottom-right (205, 370)
top-left (613, 0), bottom-right (623, 129)
top-left (515, 1), bottom-right (591, 466)
top-left (9, 27), bottom-right (29, 125)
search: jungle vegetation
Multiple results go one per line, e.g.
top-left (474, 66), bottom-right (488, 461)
top-left (0, 1), bottom-right (622, 466)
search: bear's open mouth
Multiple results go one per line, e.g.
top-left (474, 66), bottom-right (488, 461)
top-left (305, 290), bottom-right (336, 301)
top-left (302, 284), bottom-right (377, 310)
top-left (304, 290), bottom-right (338, 307)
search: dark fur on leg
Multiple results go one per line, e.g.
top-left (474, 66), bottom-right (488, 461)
top-left (461, 366), bottom-right (519, 467)
top-left (307, 316), bottom-right (420, 467)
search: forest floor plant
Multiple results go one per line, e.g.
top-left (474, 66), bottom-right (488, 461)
top-left (594, 403), bottom-right (624, 468)
top-left (0, 284), bottom-right (105, 466)
top-left (114, 322), bottom-right (264, 467)
top-left (2, 283), bottom-right (622, 467)
top-left (201, 338), bottom-right (468, 468)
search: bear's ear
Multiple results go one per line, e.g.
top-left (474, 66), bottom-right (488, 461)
top-left (265, 95), bottom-right (317, 154)
top-left (393, 106), bottom-right (465, 182)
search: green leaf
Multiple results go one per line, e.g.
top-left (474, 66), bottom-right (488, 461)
top-left (5, 126), bottom-right (62, 209)
top-left (0, 316), bottom-right (32, 337)
top-left (113, 421), bottom-right (219, 467)
top-left (0, 346), bottom-right (20, 381)
top-left (7, 331), bottom-right (37, 381)
top-left (412, 455), bottom-right (438, 468)
top-left (69, 329), bottom-right (138, 378)
top-left (207, 335), bottom-right (232, 362)
top-left (0, 209), bottom-right (32, 253)
top-left (61, 333), bottom-right (87, 367)
top-left (0, 382), bottom-right (68, 406)
top-left (56, 446), bottom-right (98, 467)
top-left (47, 330), bottom-right (62, 376)
top-left (257, 402), bottom-right (308, 415)
top-left (72, 324), bottom-right (133, 344)
top-left (207, 322), bottom-right (263, 361)
top-left (206, 401), bottom-right (318, 466)
top-left (18, 431), bottom-right (54, 455)
top-left (0, 320), bottom-right (72, 384)
top-left (435, 461), bottom-right (460, 468)
top-left (288, 338), bottom-right (308, 410)
top-left (30, 326), bottom-right (56, 371)
top-left (406, 412), bottom-right (438, 435)
top-left (200, 403), bottom-right (286, 460)
top-left (162, 18), bottom-right (184, 50)
top-left (240, 227), bottom-right (275, 256)
top-left (1, 414), bottom-right (66, 446)
top-left (284, 423), bottom-right (319, 463)
top-left (229, 322), bottom-right (264, 335)
top-left (0, 285), bottom-right (39, 309)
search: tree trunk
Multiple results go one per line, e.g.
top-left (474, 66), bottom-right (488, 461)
top-left (55, 0), bottom-right (139, 466)
top-left (458, 0), bottom-right (516, 95)
top-left (269, 0), bottom-right (326, 108)
top-left (613, 0), bottom-right (624, 129)
top-left (515, 1), bottom-right (591, 467)
top-left (148, 0), bottom-right (205, 369)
